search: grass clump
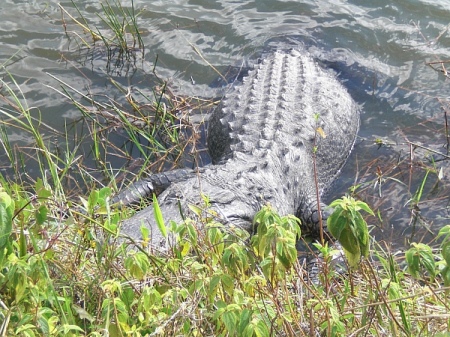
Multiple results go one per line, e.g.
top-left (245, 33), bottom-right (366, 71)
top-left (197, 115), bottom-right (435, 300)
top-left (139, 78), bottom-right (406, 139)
top-left (0, 72), bottom-right (77, 198)
top-left (60, 0), bottom-right (144, 66)
top-left (48, 70), bottom-right (207, 180)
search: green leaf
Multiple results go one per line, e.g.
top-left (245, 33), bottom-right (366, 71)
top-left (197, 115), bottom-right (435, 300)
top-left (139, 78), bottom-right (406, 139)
top-left (0, 191), bottom-right (13, 249)
top-left (222, 310), bottom-right (238, 334)
top-left (405, 243), bottom-right (437, 282)
top-left (87, 189), bottom-right (99, 212)
top-left (405, 248), bottom-right (420, 278)
top-left (152, 193), bottom-right (167, 238)
top-left (342, 246), bottom-right (361, 269)
top-left (98, 187), bottom-right (112, 203)
top-left (419, 251), bottom-right (436, 280)
top-left (336, 225), bottom-right (359, 255)
top-left (438, 225), bottom-right (450, 240)
top-left (15, 324), bottom-right (37, 337)
top-left (140, 225), bottom-right (149, 241)
top-left (188, 204), bottom-right (203, 217)
top-left (35, 205), bottom-right (48, 226)
top-left (442, 241), bottom-right (450, 266)
top-left (35, 178), bottom-right (51, 199)
top-left (186, 221), bottom-right (197, 244)
top-left (208, 274), bottom-right (221, 302)
top-left (355, 200), bottom-right (375, 215)
top-left (442, 266), bottom-right (450, 286)
top-left (19, 228), bottom-right (27, 258)
top-left (327, 209), bottom-right (347, 239)
top-left (239, 309), bottom-right (252, 335)
top-left (221, 274), bottom-right (234, 295)
top-left (206, 226), bottom-right (224, 255)
top-left (125, 252), bottom-right (150, 280)
top-left (200, 193), bottom-right (210, 207)
top-left (14, 268), bottom-right (28, 303)
top-left (254, 319), bottom-right (270, 337)
top-left (60, 324), bottom-right (85, 334)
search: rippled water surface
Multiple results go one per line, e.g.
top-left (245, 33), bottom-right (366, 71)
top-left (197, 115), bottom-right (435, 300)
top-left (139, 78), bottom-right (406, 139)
top-left (2, 0), bottom-right (450, 246)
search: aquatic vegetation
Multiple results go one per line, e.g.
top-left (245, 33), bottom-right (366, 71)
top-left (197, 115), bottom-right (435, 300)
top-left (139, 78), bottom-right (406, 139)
top-left (60, 0), bottom-right (144, 67)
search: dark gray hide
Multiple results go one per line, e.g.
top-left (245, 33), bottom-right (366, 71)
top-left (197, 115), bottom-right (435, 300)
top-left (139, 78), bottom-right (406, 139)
top-left (118, 49), bottom-right (360, 251)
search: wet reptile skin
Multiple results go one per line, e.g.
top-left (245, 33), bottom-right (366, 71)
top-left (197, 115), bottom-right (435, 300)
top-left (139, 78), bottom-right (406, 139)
top-left (116, 49), bottom-right (360, 251)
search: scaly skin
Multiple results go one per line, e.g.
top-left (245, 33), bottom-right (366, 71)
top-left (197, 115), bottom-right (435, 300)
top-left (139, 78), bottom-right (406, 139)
top-left (116, 49), bottom-right (360, 252)
top-left (111, 168), bottom-right (196, 207)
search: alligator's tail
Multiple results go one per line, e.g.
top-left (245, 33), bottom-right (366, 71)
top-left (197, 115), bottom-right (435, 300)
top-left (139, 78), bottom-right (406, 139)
top-left (111, 168), bottom-right (196, 207)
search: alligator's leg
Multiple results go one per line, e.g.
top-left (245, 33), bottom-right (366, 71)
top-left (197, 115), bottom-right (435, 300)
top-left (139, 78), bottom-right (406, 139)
top-left (111, 168), bottom-right (197, 207)
top-left (296, 198), bottom-right (333, 240)
top-left (297, 198), bottom-right (347, 285)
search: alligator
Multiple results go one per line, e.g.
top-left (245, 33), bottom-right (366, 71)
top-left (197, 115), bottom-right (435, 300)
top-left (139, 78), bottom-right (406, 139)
top-left (114, 48), bottom-right (360, 252)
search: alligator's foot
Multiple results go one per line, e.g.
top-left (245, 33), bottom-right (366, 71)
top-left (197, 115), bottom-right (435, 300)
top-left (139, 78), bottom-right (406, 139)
top-left (297, 199), bottom-right (333, 241)
top-left (296, 199), bottom-right (349, 286)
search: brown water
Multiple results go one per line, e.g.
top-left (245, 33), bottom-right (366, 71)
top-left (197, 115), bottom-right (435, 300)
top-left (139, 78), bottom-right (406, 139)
top-left (1, 0), bottom-right (450, 246)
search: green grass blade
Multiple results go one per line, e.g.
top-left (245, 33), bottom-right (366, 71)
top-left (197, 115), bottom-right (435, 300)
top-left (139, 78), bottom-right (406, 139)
top-left (153, 193), bottom-right (167, 238)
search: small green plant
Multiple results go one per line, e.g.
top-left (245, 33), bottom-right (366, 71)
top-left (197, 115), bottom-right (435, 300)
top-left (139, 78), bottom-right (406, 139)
top-left (0, 186), bottom-right (14, 264)
top-left (327, 196), bottom-right (374, 268)
top-left (406, 224), bottom-right (450, 286)
top-left (439, 226), bottom-right (450, 286)
top-left (405, 242), bottom-right (437, 282)
top-left (251, 204), bottom-right (301, 284)
top-left (0, 181), bottom-right (79, 336)
top-left (60, 0), bottom-right (144, 61)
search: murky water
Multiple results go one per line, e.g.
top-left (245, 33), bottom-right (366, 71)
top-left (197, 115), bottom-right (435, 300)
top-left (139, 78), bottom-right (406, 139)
top-left (1, 0), bottom-right (450, 246)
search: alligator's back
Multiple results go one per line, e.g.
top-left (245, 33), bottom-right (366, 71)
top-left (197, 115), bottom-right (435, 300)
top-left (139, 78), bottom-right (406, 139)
top-left (208, 49), bottom-right (359, 202)
top-left (119, 49), bottom-right (360, 248)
